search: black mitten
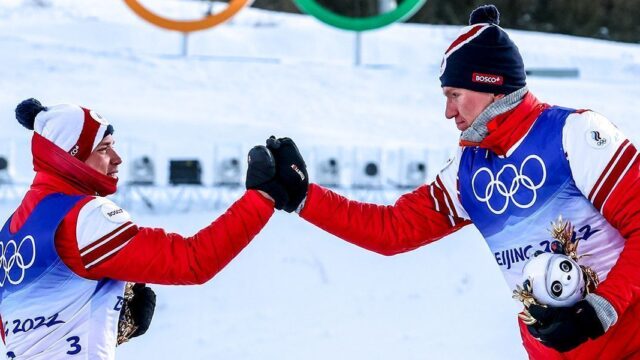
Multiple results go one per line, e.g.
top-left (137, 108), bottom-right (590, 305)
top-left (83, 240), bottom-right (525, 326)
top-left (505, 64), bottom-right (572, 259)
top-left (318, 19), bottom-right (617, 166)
top-left (266, 136), bottom-right (309, 213)
top-left (527, 300), bottom-right (604, 352)
top-left (246, 145), bottom-right (289, 210)
top-left (129, 283), bottom-right (156, 338)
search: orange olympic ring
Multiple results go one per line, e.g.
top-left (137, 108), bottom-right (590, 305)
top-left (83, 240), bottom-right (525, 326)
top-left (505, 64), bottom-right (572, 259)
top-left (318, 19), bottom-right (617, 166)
top-left (123, 0), bottom-right (252, 32)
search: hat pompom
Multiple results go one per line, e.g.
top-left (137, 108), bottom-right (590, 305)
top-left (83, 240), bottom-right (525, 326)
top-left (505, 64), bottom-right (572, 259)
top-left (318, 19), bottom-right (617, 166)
top-left (15, 98), bottom-right (46, 130)
top-left (469, 4), bottom-right (500, 25)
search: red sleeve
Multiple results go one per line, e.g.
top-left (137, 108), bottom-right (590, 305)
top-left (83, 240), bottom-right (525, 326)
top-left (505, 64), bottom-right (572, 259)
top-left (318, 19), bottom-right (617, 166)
top-left (299, 183), bottom-right (470, 256)
top-left (593, 155), bottom-right (640, 315)
top-left (55, 190), bottom-right (274, 284)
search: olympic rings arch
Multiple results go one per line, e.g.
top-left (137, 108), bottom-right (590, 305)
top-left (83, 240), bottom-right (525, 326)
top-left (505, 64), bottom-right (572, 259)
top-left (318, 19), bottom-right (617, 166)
top-left (123, 0), bottom-right (427, 33)
top-left (123, 0), bottom-right (253, 32)
top-left (292, 0), bottom-right (427, 32)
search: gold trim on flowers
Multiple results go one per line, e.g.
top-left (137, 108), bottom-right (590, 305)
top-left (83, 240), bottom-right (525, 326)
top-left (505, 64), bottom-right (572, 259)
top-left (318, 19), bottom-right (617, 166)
top-left (513, 280), bottom-right (540, 325)
top-left (117, 282), bottom-right (139, 346)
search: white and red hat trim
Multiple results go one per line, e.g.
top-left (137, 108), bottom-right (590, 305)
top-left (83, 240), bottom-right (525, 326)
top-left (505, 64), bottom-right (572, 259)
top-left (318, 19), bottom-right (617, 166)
top-left (439, 24), bottom-right (491, 76)
top-left (34, 104), bottom-right (110, 161)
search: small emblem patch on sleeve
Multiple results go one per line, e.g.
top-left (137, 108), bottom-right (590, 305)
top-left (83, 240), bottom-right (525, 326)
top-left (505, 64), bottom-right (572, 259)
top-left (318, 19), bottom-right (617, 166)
top-left (585, 129), bottom-right (610, 149)
top-left (440, 156), bottom-right (455, 172)
top-left (100, 202), bottom-right (131, 223)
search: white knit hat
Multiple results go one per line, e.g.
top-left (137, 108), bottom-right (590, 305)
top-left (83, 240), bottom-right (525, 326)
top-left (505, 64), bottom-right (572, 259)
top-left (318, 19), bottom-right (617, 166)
top-left (16, 98), bottom-right (113, 161)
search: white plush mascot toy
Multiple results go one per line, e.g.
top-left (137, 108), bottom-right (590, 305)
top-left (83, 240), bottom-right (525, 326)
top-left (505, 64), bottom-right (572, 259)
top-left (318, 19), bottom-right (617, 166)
top-left (513, 217), bottom-right (599, 325)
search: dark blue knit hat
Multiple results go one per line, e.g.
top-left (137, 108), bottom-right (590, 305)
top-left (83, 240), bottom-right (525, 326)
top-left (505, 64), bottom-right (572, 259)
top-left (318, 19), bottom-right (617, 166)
top-left (439, 5), bottom-right (526, 94)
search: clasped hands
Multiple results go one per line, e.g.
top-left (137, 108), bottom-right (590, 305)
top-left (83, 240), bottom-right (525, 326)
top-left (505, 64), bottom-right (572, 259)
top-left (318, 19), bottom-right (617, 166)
top-left (245, 136), bottom-right (309, 212)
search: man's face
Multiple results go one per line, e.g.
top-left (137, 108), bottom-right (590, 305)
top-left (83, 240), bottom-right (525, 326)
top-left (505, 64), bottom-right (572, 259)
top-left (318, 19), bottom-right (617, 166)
top-left (443, 87), bottom-right (503, 131)
top-left (85, 135), bottom-right (122, 179)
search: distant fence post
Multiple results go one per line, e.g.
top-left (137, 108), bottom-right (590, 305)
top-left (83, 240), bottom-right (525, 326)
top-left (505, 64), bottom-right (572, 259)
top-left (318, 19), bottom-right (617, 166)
top-left (181, 32), bottom-right (189, 57)
top-left (354, 31), bottom-right (362, 66)
top-left (525, 68), bottom-right (580, 78)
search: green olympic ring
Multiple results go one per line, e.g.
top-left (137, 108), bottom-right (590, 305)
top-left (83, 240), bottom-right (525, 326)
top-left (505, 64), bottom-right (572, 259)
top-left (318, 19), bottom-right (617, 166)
top-left (293, 0), bottom-right (427, 32)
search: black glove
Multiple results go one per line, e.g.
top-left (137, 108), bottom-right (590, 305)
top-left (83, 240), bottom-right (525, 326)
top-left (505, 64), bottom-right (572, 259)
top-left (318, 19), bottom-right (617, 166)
top-left (246, 145), bottom-right (289, 210)
top-left (266, 136), bottom-right (309, 213)
top-left (129, 283), bottom-right (156, 338)
top-left (527, 300), bottom-right (604, 352)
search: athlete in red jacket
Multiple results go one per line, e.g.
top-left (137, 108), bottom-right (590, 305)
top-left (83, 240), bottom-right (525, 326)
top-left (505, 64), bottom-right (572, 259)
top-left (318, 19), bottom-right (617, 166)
top-left (0, 98), bottom-right (288, 359)
top-left (261, 6), bottom-right (640, 360)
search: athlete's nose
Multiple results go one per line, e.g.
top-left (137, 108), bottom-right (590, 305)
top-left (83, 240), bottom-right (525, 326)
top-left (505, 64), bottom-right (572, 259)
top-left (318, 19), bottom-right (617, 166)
top-left (445, 99), bottom-right (458, 119)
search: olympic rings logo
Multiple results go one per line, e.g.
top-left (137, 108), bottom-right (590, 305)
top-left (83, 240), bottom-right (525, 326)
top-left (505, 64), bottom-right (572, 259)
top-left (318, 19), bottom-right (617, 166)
top-left (471, 155), bottom-right (546, 215)
top-left (0, 236), bottom-right (37, 287)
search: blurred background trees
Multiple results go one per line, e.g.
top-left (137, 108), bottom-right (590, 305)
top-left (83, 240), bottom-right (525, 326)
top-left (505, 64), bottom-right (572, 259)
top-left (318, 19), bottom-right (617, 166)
top-left (202, 0), bottom-right (640, 43)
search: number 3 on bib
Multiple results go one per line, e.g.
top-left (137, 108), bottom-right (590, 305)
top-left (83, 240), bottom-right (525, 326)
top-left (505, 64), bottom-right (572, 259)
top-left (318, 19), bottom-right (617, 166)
top-left (66, 336), bottom-right (82, 355)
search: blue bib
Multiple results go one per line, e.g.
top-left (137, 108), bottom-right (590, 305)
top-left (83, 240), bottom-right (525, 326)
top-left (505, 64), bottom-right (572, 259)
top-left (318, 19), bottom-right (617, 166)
top-left (458, 107), bottom-right (593, 285)
top-left (0, 194), bottom-right (126, 359)
top-left (459, 107), bottom-right (577, 236)
top-left (0, 193), bottom-right (84, 299)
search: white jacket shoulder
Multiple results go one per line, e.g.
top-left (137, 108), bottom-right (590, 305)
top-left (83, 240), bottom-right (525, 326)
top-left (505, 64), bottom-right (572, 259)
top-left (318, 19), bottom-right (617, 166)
top-left (563, 111), bottom-right (635, 206)
top-left (76, 197), bottom-right (137, 269)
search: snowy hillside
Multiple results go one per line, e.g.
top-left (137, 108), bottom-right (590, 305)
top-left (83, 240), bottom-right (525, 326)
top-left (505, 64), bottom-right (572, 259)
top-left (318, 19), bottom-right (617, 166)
top-left (1, 0), bottom-right (640, 359)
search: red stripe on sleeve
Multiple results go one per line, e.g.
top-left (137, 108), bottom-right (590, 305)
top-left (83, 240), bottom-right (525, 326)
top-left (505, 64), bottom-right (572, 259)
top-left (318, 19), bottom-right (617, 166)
top-left (429, 186), bottom-right (439, 211)
top-left (431, 184), bottom-right (445, 213)
top-left (82, 224), bottom-right (139, 269)
top-left (589, 139), bottom-right (630, 200)
top-left (593, 143), bottom-right (637, 210)
top-left (436, 175), bottom-right (460, 218)
top-left (600, 153), bottom-right (640, 212)
top-left (80, 221), bottom-right (133, 255)
top-left (593, 143), bottom-right (638, 211)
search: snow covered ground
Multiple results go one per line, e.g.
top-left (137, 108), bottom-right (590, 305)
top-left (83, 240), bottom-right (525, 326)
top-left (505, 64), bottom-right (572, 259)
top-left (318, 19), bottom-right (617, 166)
top-left (1, 0), bottom-right (640, 358)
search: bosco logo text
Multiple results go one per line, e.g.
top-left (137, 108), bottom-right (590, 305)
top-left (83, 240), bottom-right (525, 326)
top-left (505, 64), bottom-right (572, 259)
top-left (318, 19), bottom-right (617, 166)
top-left (472, 72), bottom-right (504, 85)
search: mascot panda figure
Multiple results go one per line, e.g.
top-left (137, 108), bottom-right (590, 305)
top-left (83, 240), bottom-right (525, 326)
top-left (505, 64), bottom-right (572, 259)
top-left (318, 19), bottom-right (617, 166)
top-left (513, 216), bottom-right (600, 325)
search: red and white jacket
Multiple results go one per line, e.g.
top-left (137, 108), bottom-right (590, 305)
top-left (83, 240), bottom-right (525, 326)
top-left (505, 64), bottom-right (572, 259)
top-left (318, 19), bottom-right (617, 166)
top-left (3, 133), bottom-right (274, 286)
top-left (9, 173), bottom-right (273, 285)
top-left (299, 92), bottom-right (640, 360)
top-left (0, 133), bottom-right (273, 358)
